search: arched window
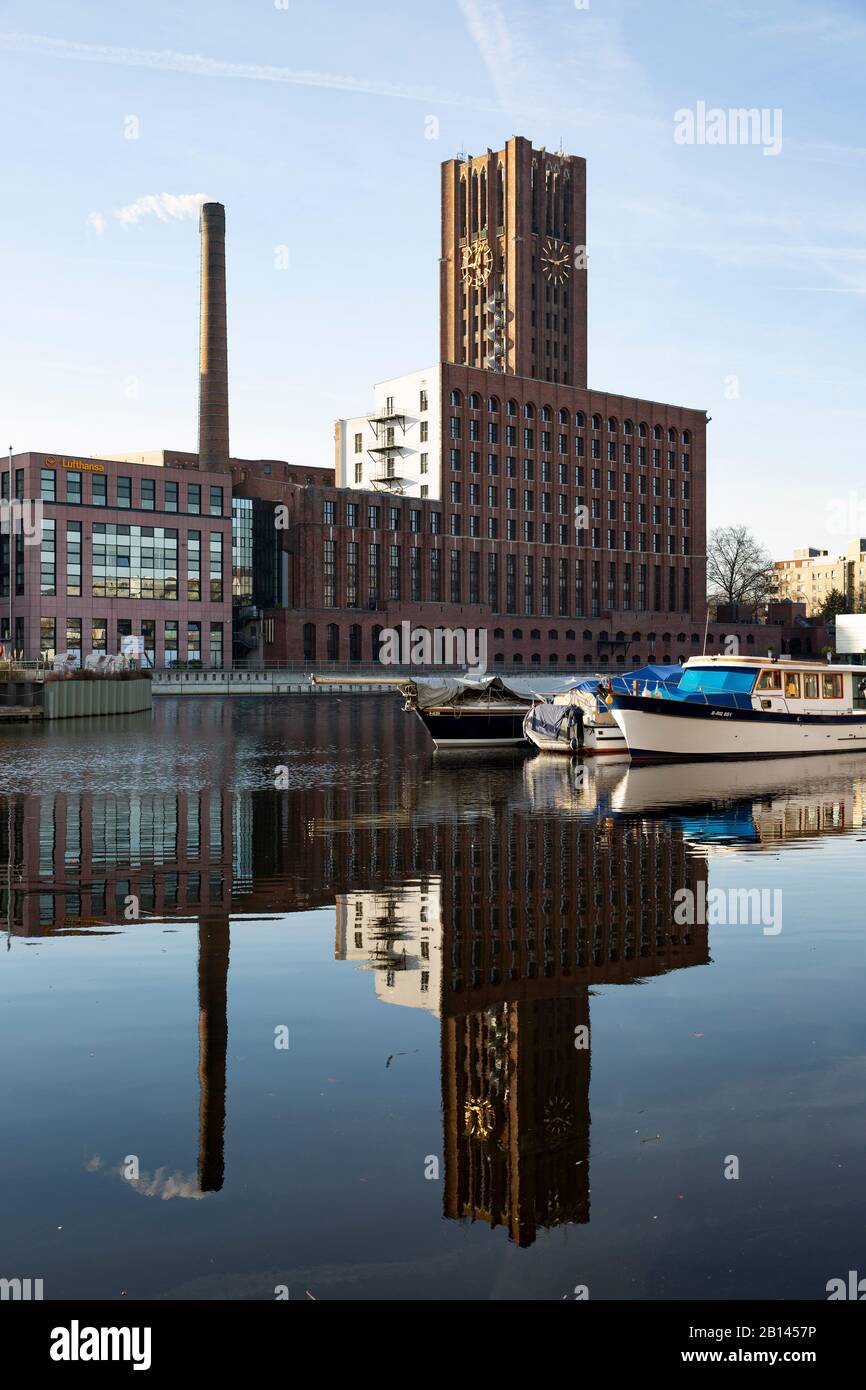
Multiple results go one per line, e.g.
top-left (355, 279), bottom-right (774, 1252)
top-left (513, 627), bottom-right (523, 640)
top-left (540, 405), bottom-right (552, 422)
top-left (691, 633), bottom-right (700, 644)
top-left (530, 628), bottom-right (541, 640)
top-left (638, 422), bottom-right (648, 438)
top-left (667, 427), bottom-right (676, 442)
top-left (494, 652), bottom-right (504, 664)
top-left (530, 161), bottom-right (538, 232)
top-left (471, 169), bottom-right (479, 233)
top-left (506, 399), bottom-right (518, 416)
top-left (549, 653), bottom-right (559, 663)
top-left (326, 624), bottom-right (339, 661)
top-left (653, 424), bottom-right (662, 440)
top-left (531, 652), bottom-right (541, 664)
top-left (459, 177), bottom-right (467, 237)
top-left (599, 630), bottom-right (609, 642)
top-left (494, 627), bottom-right (505, 639)
top-left (514, 653), bottom-right (523, 664)
top-left (591, 414), bottom-right (602, 431)
top-left (468, 392), bottom-right (481, 410)
top-left (303, 623), bottom-right (316, 661)
top-left (497, 164), bottom-right (504, 227)
top-left (566, 653), bottom-right (575, 664)
top-left (623, 419), bottom-right (633, 435)
top-left (545, 168), bottom-right (554, 234)
top-left (632, 631), bottom-right (641, 641)
top-left (562, 172), bottom-right (571, 242)
top-left (583, 630), bottom-right (592, 641)
top-left (682, 429), bottom-right (691, 445)
top-left (479, 169), bottom-right (487, 230)
top-left (616, 630), bottom-right (625, 641)
top-left (746, 633), bottom-right (755, 645)
top-left (548, 628), bottom-right (558, 640)
top-left (583, 653), bottom-right (592, 663)
top-left (450, 388), bottom-right (462, 407)
top-left (565, 629), bottom-right (575, 639)
top-left (523, 402), bottom-right (535, 419)
top-left (662, 632), bottom-right (671, 642)
top-left (559, 407), bottom-right (568, 425)
top-left (575, 411), bottom-right (585, 429)
top-left (607, 417), bottom-right (617, 433)
top-left (676, 632), bottom-right (686, 643)
top-left (487, 396), bottom-right (500, 413)
top-left (349, 624), bottom-right (362, 662)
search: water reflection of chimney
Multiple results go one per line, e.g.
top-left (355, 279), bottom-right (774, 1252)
top-left (197, 916), bottom-right (230, 1193)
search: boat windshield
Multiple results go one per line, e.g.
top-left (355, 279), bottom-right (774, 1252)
top-left (678, 667), bottom-right (758, 694)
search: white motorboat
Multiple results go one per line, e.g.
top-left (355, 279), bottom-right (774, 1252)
top-left (609, 655), bottom-right (866, 762)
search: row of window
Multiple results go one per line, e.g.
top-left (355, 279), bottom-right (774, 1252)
top-left (302, 623), bottom-right (755, 665)
top-left (448, 425), bottom-right (690, 468)
top-left (40, 524), bottom-right (225, 601)
top-left (327, 477), bottom-right (690, 531)
top-left (321, 544), bottom-right (692, 615)
top-left (756, 669), bottom-right (843, 700)
top-left (39, 618), bottom-right (224, 665)
top-left (31, 469), bottom-right (225, 516)
top-left (446, 395), bottom-right (693, 443)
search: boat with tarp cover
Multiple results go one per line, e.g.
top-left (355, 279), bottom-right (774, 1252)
top-left (401, 673), bottom-right (537, 748)
top-left (524, 664), bottom-right (683, 757)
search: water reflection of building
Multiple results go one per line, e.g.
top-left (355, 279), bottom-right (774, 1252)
top-left (335, 886), bottom-right (442, 1015)
top-left (6, 728), bottom-right (866, 1236)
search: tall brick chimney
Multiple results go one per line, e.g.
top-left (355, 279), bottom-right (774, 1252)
top-left (198, 202), bottom-right (230, 472)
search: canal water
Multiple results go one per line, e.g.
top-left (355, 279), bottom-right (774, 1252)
top-left (1, 696), bottom-right (865, 1301)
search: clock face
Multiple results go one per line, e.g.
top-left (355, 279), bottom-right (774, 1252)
top-left (541, 238), bottom-right (570, 285)
top-left (461, 239), bottom-right (493, 289)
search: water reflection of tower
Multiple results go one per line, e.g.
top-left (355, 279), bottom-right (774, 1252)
top-left (331, 760), bottom-right (711, 1247)
top-left (197, 914), bottom-right (230, 1193)
top-left (443, 995), bottom-right (590, 1247)
top-left (434, 802), bottom-right (710, 1247)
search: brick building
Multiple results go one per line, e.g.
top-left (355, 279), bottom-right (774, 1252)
top-left (6, 157), bottom-right (818, 669)
top-left (3, 450), bottom-right (233, 668)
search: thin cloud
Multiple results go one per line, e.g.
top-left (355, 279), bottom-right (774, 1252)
top-left (0, 29), bottom-right (511, 114)
top-left (457, 0), bottom-right (515, 112)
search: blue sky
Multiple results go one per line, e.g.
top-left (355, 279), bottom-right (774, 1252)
top-left (1, 0), bottom-right (864, 555)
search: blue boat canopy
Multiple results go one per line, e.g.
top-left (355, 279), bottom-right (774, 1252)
top-left (613, 664), bottom-right (683, 687)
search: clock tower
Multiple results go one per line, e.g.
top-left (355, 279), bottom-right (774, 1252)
top-left (440, 136), bottom-right (587, 387)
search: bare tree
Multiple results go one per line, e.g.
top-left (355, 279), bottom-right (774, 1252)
top-left (706, 525), bottom-right (778, 610)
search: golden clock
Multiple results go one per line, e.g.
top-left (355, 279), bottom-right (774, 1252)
top-left (540, 238), bottom-right (570, 285)
top-left (460, 239), bottom-right (493, 289)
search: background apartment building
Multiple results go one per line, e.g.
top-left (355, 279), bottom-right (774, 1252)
top-left (776, 539), bottom-right (866, 615)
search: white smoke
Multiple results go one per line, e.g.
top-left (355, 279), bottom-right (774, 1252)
top-left (87, 192), bottom-right (210, 235)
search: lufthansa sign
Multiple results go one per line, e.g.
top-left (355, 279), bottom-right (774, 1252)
top-left (43, 457), bottom-right (105, 473)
